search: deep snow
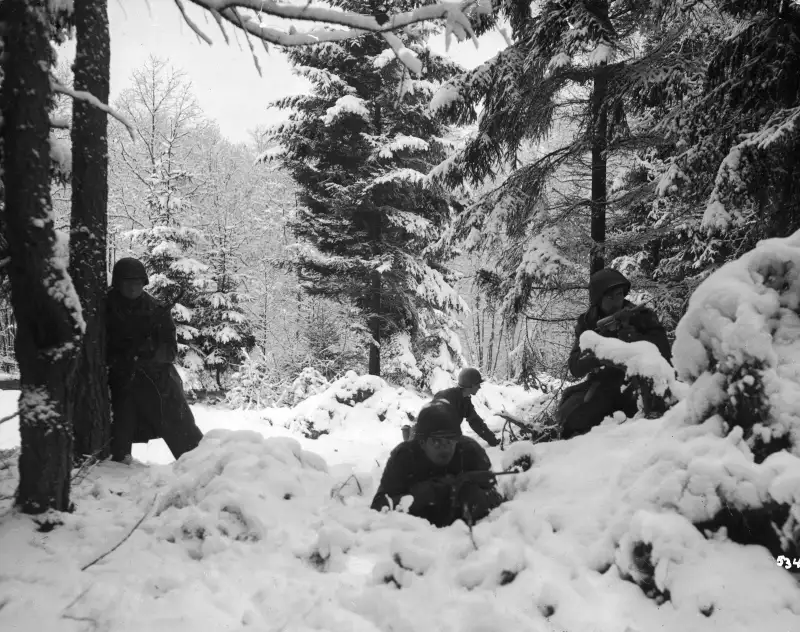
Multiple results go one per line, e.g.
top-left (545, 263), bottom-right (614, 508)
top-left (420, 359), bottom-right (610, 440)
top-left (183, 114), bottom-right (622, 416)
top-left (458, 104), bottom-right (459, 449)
top-left (1, 371), bottom-right (798, 632)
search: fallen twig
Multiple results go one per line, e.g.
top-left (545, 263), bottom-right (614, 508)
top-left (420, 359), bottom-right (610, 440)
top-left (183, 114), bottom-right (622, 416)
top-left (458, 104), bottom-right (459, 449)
top-left (463, 502), bottom-right (478, 551)
top-left (81, 494), bottom-right (157, 571)
top-left (330, 474), bottom-right (363, 502)
top-left (0, 411), bottom-right (18, 425)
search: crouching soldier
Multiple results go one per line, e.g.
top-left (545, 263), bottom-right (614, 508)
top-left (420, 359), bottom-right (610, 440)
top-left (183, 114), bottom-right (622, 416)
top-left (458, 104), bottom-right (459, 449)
top-left (107, 257), bottom-right (203, 464)
top-left (432, 367), bottom-right (499, 447)
top-left (371, 400), bottom-right (504, 527)
top-left (557, 268), bottom-right (671, 440)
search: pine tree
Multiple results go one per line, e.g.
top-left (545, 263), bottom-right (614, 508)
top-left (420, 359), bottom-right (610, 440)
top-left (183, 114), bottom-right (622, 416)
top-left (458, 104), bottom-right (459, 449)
top-left (632, 1), bottom-right (799, 286)
top-left (121, 105), bottom-right (213, 366)
top-left (112, 58), bottom-right (251, 384)
top-left (266, 0), bottom-right (465, 378)
top-left (431, 0), bottom-right (696, 319)
top-left (190, 131), bottom-right (257, 387)
top-left (562, 1), bottom-right (800, 328)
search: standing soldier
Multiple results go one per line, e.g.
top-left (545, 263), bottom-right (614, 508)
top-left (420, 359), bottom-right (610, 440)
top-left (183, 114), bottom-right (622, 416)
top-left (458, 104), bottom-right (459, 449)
top-left (106, 257), bottom-right (203, 464)
top-left (431, 367), bottom-right (500, 447)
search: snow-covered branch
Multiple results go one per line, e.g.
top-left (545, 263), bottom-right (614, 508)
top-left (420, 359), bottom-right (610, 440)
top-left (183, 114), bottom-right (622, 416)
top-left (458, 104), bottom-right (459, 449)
top-left (174, 0), bottom-right (213, 45)
top-left (51, 81), bottom-right (136, 140)
top-left (184, 0), bottom-right (490, 72)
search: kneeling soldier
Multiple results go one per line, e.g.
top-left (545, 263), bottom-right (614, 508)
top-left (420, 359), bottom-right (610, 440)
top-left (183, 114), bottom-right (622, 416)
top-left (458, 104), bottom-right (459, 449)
top-left (371, 401), bottom-right (504, 527)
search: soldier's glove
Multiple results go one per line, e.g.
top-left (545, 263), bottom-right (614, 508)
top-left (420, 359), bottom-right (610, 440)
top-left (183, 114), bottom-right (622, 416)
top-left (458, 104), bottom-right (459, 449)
top-left (485, 434), bottom-right (500, 448)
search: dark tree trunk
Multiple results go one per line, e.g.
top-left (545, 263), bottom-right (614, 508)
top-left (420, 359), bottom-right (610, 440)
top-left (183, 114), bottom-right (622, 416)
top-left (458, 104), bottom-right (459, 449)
top-left (2, 0), bottom-right (82, 513)
top-left (367, 105), bottom-right (383, 377)
top-left (69, 0), bottom-right (111, 461)
top-left (367, 205), bottom-right (382, 376)
top-left (368, 269), bottom-right (381, 376)
top-left (590, 62), bottom-right (609, 275)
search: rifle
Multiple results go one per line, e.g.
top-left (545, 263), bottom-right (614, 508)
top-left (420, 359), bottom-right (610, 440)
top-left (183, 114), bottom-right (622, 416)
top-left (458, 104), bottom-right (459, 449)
top-left (596, 304), bottom-right (648, 335)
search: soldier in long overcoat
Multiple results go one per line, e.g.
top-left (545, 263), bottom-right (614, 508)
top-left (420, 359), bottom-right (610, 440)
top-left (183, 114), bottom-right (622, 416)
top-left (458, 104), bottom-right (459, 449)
top-left (107, 257), bottom-right (203, 463)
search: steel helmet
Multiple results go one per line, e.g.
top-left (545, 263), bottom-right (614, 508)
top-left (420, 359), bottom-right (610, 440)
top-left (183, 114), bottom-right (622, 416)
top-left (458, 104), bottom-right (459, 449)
top-left (111, 257), bottom-right (149, 288)
top-left (457, 367), bottom-right (483, 388)
top-left (414, 401), bottom-right (462, 440)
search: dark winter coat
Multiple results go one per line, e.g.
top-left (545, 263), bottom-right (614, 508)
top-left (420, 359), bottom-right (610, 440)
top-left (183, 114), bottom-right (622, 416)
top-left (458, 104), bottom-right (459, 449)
top-left (106, 289), bottom-right (202, 460)
top-left (432, 386), bottom-right (497, 445)
top-left (371, 436), bottom-right (503, 527)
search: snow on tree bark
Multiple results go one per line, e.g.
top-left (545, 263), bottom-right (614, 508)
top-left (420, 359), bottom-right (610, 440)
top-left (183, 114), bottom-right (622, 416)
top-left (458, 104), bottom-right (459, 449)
top-left (2, 0), bottom-right (84, 513)
top-left (69, 0), bottom-right (112, 460)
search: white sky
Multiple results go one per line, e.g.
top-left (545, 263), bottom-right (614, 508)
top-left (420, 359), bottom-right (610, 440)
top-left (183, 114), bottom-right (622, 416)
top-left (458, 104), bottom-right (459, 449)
top-left (61, 0), bottom-right (508, 143)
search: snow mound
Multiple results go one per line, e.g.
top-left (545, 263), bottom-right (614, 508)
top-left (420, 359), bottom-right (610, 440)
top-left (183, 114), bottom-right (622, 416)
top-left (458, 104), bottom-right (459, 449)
top-left (282, 371), bottom-right (424, 439)
top-left (615, 509), bottom-right (798, 619)
top-left (2, 379), bottom-right (800, 631)
top-left (148, 431), bottom-right (328, 557)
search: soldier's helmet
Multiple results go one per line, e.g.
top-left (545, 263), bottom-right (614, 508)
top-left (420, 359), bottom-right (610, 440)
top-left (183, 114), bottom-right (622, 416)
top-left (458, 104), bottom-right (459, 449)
top-left (414, 401), bottom-right (462, 441)
top-left (457, 367), bottom-right (483, 388)
top-left (111, 257), bottom-right (149, 288)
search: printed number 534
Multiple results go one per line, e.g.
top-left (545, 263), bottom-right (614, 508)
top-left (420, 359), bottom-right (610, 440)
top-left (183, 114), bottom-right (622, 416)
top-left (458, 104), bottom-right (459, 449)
top-left (776, 555), bottom-right (800, 569)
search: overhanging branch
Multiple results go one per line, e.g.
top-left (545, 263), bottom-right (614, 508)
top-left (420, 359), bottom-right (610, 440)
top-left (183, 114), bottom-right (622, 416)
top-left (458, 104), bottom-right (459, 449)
top-left (183, 0), bottom-right (491, 73)
top-left (51, 81), bottom-right (136, 140)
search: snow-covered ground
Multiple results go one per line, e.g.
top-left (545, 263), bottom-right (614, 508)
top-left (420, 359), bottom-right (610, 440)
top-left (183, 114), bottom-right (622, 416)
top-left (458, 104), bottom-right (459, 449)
top-left (1, 370), bottom-right (799, 632)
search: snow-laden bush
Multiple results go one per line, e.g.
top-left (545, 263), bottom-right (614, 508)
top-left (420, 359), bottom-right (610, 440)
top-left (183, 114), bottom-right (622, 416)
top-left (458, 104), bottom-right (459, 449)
top-left (382, 332), bottom-right (463, 394)
top-left (282, 371), bottom-right (388, 439)
top-left (278, 367), bottom-right (329, 407)
top-left (609, 231), bottom-right (800, 569)
top-left (148, 430), bottom-right (329, 559)
top-left (280, 371), bottom-right (426, 439)
top-left (674, 232), bottom-right (800, 460)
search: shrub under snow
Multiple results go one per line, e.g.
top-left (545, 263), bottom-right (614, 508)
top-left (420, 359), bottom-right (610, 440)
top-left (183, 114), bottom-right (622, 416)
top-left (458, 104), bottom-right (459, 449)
top-left (609, 231), bottom-right (800, 576)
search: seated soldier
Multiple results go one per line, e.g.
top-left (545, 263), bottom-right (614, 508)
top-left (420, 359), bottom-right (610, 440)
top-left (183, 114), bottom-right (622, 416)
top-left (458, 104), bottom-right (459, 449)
top-left (371, 400), bottom-right (504, 528)
top-left (557, 268), bottom-right (671, 440)
top-left (107, 257), bottom-right (204, 464)
top-left (432, 367), bottom-right (499, 447)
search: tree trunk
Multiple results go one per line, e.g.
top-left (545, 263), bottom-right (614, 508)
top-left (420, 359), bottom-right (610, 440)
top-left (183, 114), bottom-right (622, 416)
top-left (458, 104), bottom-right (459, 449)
top-left (69, 0), bottom-right (111, 461)
top-left (368, 268), bottom-right (381, 376)
top-left (486, 307), bottom-right (496, 375)
top-left (590, 61), bottom-right (609, 274)
top-left (473, 294), bottom-right (483, 370)
top-left (2, 0), bottom-right (83, 513)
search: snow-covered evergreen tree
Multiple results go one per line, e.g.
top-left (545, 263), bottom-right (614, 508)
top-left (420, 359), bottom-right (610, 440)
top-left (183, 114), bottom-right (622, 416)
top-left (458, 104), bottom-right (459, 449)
top-left (190, 129), bottom-right (258, 387)
top-left (111, 59), bottom-right (257, 386)
top-left (265, 0), bottom-right (466, 382)
top-left (623, 1), bottom-right (800, 299)
top-left (430, 1), bottom-right (705, 322)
